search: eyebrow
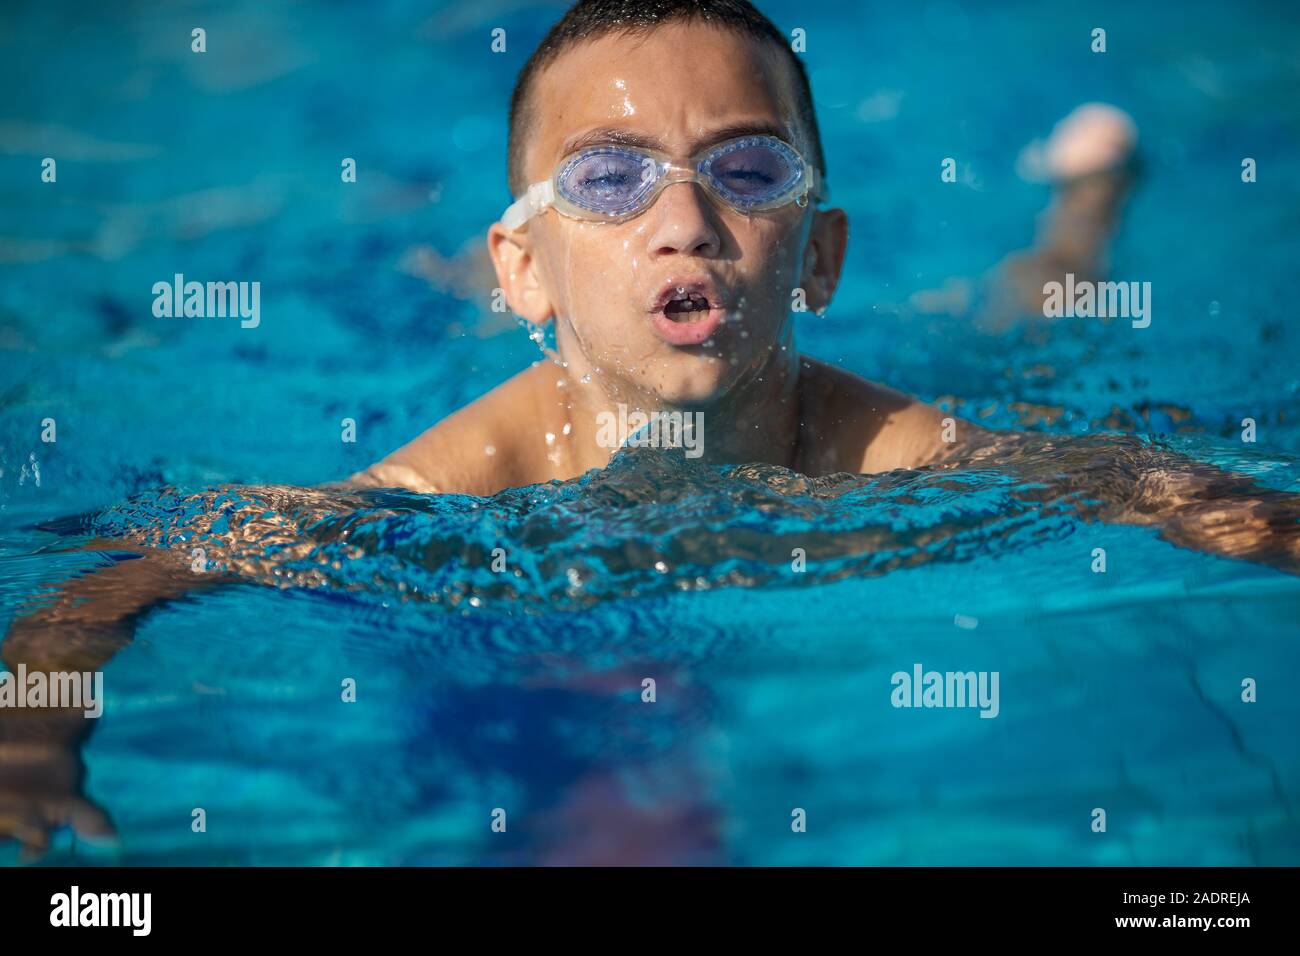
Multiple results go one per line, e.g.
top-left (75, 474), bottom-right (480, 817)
top-left (558, 120), bottom-right (793, 159)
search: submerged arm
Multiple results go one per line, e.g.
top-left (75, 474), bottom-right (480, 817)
top-left (1099, 451), bottom-right (1300, 571)
top-left (0, 479), bottom-right (383, 855)
top-left (958, 431), bottom-right (1300, 573)
top-left (0, 543), bottom-right (230, 857)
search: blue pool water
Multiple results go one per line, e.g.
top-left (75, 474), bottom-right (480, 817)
top-left (2, 0), bottom-right (1299, 865)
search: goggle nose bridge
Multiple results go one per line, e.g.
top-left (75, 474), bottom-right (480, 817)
top-left (648, 161), bottom-right (728, 197)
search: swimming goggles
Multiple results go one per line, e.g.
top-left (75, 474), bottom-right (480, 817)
top-left (501, 134), bottom-right (827, 229)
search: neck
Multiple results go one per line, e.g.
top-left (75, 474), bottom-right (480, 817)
top-left (553, 336), bottom-right (803, 472)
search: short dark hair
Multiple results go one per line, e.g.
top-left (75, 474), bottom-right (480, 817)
top-left (507, 0), bottom-right (826, 196)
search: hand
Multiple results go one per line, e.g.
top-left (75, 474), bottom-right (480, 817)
top-left (1161, 495), bottom-right (1300, 569)
top-left (1123, 464), bottom-right (1300, 571)
top-left (0, 739), bottom-right (116, 861)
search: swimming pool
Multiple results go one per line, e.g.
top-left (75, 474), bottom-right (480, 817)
top-left (2, 0), bottom-right (1298, 865)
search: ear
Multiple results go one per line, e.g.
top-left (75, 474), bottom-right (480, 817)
top-left (798, 206), bottom-right (849, 314)
top-left (487, 221), bottom-right (555, 324)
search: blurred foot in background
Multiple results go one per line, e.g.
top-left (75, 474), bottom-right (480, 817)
top-left (909, 102), bottom-right (1139, 329)
top-left (999, 102), bottom-right (1139, 319)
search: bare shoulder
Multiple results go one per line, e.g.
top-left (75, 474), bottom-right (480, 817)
top-left (797, 357), bottom-right (967, 474)
top-left (349, 362), bottom-right (568, 496)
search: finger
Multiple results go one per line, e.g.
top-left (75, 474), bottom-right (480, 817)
top-left (67, 797), bottom-right (118, 844)
top-left (18, 820), bottom-right (50, 863)
top-left (42, 796), bottom-right (118, 844)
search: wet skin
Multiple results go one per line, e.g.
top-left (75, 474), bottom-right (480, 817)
top-left (358, 23), bottom-right (950, 497)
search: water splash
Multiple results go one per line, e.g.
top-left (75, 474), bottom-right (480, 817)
top-left (84, 431), bottom-right (1300, 612)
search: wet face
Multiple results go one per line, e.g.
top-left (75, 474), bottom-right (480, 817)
top-left (491, 23), bottom-right (843, 409)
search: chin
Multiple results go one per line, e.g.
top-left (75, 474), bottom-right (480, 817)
top-left (649, 363), bottom-right (738, 408)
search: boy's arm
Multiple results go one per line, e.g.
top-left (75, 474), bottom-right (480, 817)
top-left (835, 364), bottom-right (1298, 573)
top-left (915, 416), bottom-right (1300, 573)
top-left (1081, 447), bottom-right (1300, 571)
top-left (0, 545), bottom-right (231, 857)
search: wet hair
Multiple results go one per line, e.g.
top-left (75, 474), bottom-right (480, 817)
top-left (506, 0), bottom-right (826, 195)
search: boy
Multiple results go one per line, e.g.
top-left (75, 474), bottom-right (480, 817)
top-left (352, 0), bottom-right (949, 496)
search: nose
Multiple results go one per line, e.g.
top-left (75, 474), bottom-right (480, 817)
top-left (643, 180), bottom-right (722, 259)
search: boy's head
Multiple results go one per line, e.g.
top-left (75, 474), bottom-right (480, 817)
top-left (488, 0), bottom-right (848, 409)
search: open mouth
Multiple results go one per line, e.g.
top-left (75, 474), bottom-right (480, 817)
top-left (647, 279), bottom-right (727, 347)
top-left (661, 291), bottom-right (714, 320)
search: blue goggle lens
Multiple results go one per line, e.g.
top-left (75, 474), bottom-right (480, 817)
top-left (558, 148), bottom-right (657, 216)
top-left (701, 137), bottom-right (804, 208)
top-left (556, 136), bottom-right (806, 217)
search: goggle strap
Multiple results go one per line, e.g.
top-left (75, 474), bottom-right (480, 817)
top-left (812, 169), bottom-right (829, 204)
top-left (502, 180), bottom-right (555, 230)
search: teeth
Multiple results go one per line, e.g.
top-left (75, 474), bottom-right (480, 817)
top-left (663, 293), bottom-right (710, 317)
